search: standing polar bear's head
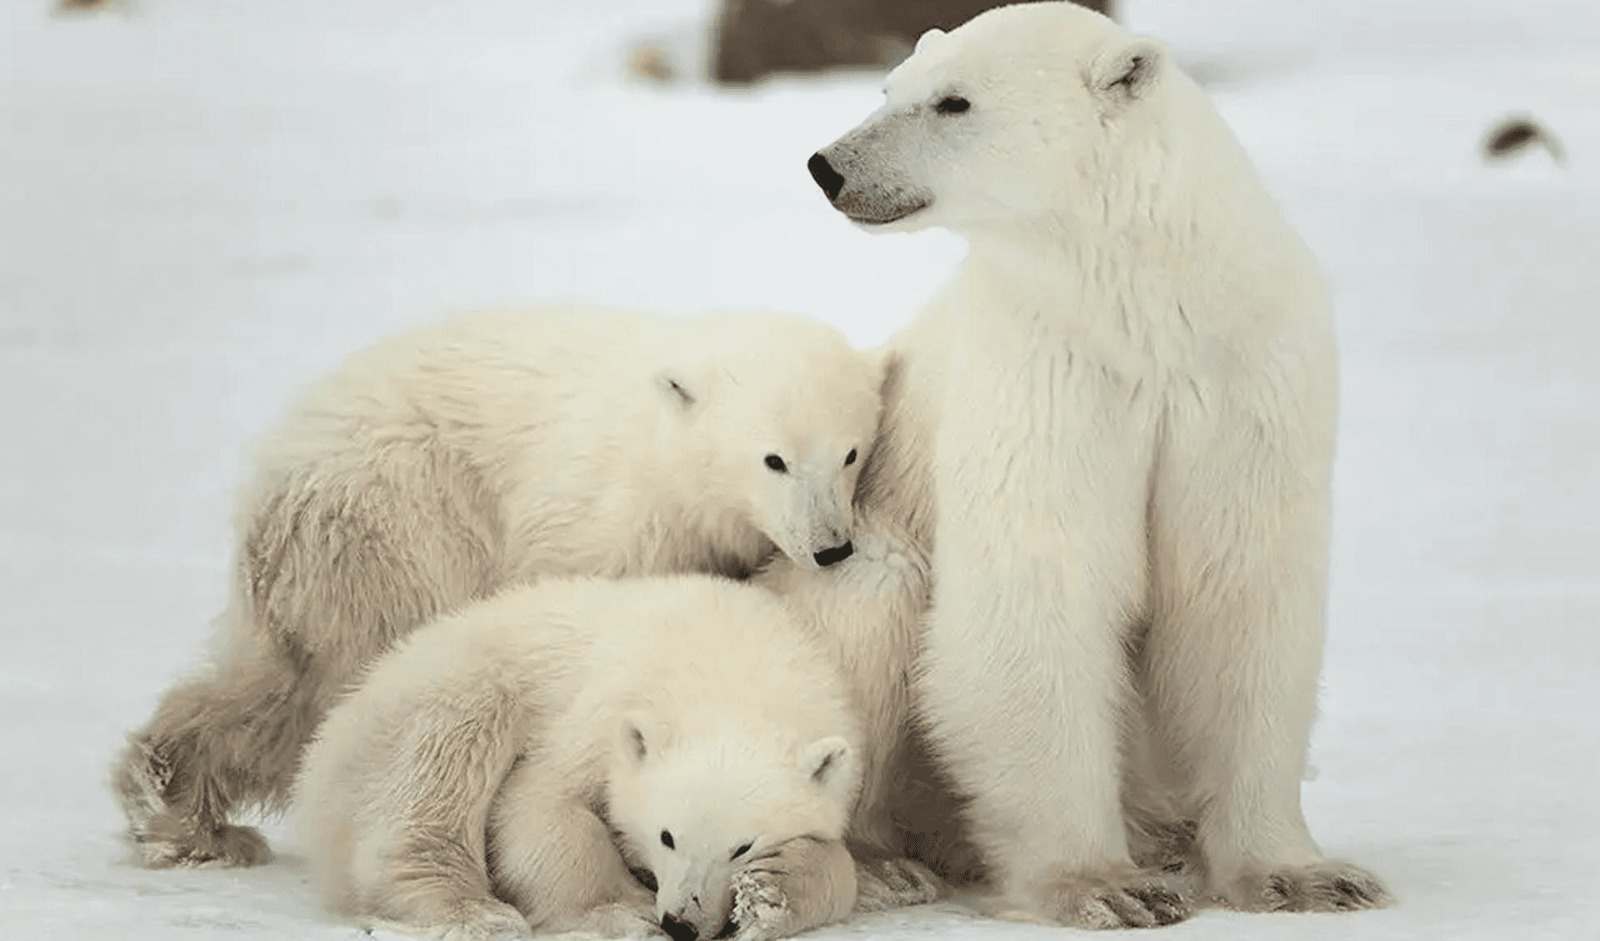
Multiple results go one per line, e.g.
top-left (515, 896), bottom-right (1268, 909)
top-left (807, 2), bottom-right (1173, 234)
top-left (656, 313), bottom-right (883, 570)
top-left (608, 718), bottom-right (859, 941)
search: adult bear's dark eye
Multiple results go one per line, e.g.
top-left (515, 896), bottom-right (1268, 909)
top-left (935, 95), bottom-right (971, 115)
top-left (764, 454), bottom-right (787, 473)
top-left (843, 448), bottom-right (858, 467)
top-left (660, 829), bottom-right (675, 849)
top-left (730, 840), bottom-right (754, 861)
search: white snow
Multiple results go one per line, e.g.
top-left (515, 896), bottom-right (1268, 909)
top-left (2, 0), bottom-right (1597, 938)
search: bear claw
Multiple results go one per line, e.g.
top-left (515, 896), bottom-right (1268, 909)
top-left (992, 868), bottom-right (1195, 930)
top-left (1226, 860), bottom-right (1393, 913)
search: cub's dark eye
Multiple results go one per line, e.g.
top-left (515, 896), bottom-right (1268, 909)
top-left (843, 448), bottom-right (858, 467)
top-left (935, 95), bottom-right (971, 115)
top-left (764, 454), bottom-right (787, 473)
top-left (660, 829), bottom-right (675, 850)
top-left (730, 841), bottom-right (754, 861)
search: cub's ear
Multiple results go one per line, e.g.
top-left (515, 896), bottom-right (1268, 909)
top-left (799, 736), bottom-right (857, 799)
top-left (654, 370), bottom-right (698, 411)
top-left (1088, 37), bottom-right (1164, 104)
top-left (619, 713), bottom-right (665, 765)
top-left (914, 27), bottom-right (947, 56)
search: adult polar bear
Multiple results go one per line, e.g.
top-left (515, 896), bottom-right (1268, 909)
top-left (806, 2), bottom-right (1390, 928)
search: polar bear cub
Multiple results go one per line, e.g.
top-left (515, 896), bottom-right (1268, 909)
top-left (113, 307), bottom-right (883, 869)
top-left (295, 575), bottom-right (862, 941)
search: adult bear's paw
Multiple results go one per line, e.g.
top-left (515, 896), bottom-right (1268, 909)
top-left (989, 867), bottom-right (1193, 929)
top-left (1221, 859), bottom-right (1392, 913)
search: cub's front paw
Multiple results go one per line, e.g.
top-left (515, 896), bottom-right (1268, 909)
top-left (731, 838), bottom-right (855, 941)
top-left (1222, 860), bottom-right (1392, 913)
top-left (991, 867), bottom-right (1192, 929)
top-left (730, 863), bottom-right (794, 941)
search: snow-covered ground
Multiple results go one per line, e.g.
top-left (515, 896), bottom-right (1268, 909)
top-left (2, 0), bottom-right (1596, 938)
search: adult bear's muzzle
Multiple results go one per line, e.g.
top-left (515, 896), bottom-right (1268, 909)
top-left (807, 115), bottom-right (933, 226)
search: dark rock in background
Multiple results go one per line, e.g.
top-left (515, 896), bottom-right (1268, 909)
top-left (711, 0), bottom-right (1113, 84)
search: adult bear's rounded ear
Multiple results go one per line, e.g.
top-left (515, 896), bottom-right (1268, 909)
top-left (1088, 37), bottom-right (1165, 104)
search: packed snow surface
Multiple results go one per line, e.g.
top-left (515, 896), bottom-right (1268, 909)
top-left (2, 1), bottom-right (1597, 938)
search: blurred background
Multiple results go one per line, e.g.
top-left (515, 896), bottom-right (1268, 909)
top-left (1, 1), bottom-right (1596, 939)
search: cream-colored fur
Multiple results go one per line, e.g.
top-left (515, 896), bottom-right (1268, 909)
top-left (294, 576), bottom-right (862, 941)
top-left (805, 2), bottom-right (1392, 927)
top-left (755, 508), bottom-right (927, 857)
top-left (752, 505), bottom-right (975, 896)
top-left (111, 307), bottom-right (882, 868)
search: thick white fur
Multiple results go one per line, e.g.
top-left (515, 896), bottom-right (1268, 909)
top-left (809, 2), bottom-right (1391, 926)
top-left (111, 307), bottom-right (882, 868)
top-left (754, 506), bottom-right (978, 908)
top-left (241, 307), bottom-right (880, 578)
top-left (295, 576), bottom-right (862, 941)
top-left (755, 509), bottom-right (928, 856)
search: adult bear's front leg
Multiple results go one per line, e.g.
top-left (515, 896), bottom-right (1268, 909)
top-left (920, 560), bottom-right (1190, 928)
top-left (1145, 376), bottom-right (1391, 912)
top-left (919, 401), bottom-right (1189, 929)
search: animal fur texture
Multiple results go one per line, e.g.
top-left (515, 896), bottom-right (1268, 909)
top-left (805, 1), bottom-right (1392, 927)
top-left (111, 306), bottom-right (883, 869)
top-left (752, 508), bottom-right (970, 895)
top-left (293, 575), bottom-right (862, 941)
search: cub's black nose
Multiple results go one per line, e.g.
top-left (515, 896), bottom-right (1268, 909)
top-left (661, 913), bottom-right (699, 941)
top-left (813, 541), bottom-right (854, 567)
top-left (808, 152), bottom-right (845, 202)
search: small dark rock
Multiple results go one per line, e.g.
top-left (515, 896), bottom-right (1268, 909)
top-left (1484, 116), bottom-right (1566, 163)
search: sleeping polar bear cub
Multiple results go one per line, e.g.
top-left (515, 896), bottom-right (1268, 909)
top-left (806, 1), bottom-right (1392, 928)
top-left (295, 576), bottom-right (863, 941)
top-left (113, 307), bottom-right (883, 869)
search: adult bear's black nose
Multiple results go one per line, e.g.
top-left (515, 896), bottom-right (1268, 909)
top-left (661, 913), bottom-right (699, 941)
top-left (808, 152), bottom-right (845, 202)
top-left (813, 541), bottom-right (854, 567)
